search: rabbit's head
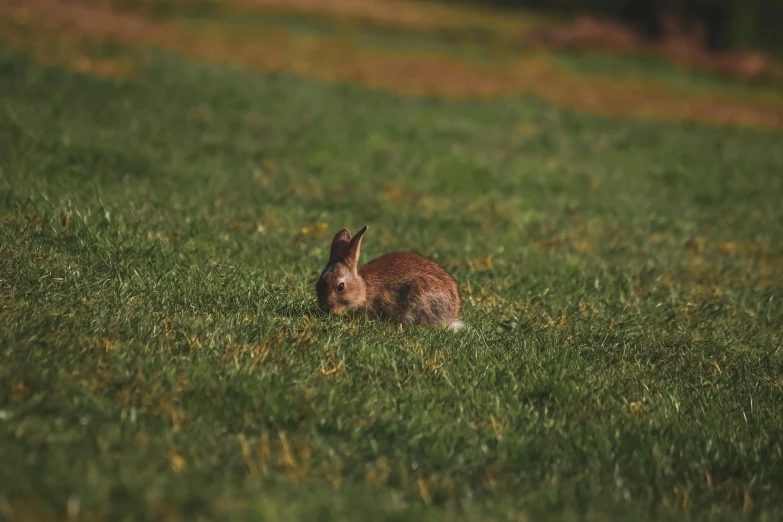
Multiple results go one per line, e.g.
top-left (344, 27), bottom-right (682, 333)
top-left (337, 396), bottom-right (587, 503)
top-left (316, 225), bottom-right (368, 315)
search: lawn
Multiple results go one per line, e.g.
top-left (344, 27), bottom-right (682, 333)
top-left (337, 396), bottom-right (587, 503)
top-left (1, 3), bottom-right (783, 521)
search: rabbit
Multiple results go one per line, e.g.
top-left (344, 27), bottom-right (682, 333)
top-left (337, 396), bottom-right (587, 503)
top-left (316, 225), bottom-right (465, 331)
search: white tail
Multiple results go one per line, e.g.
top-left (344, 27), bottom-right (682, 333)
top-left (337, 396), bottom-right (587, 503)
top-left (448, 320), bottom-right (466, 332)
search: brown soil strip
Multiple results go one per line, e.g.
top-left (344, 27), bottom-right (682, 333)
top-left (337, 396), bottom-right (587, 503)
top-left (243, 0), bottom-right (551, 38)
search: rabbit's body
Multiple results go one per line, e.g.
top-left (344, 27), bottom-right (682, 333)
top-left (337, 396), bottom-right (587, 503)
top-left (360, 252), bottom-right (461, 327)
top-left (316, 226), bottom-right (464, 331)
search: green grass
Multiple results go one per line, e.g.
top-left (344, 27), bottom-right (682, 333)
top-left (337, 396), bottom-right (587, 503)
top-left (1, 45), bottom-right (783, 522)
top-left (551, 51), bottom-right (783, 96)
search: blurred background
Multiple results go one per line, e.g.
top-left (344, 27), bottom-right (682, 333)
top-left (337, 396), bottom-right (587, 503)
top-left (3, 0), bottom-right (782, 131)
top-left (4, 0), bottom-right (783, 80)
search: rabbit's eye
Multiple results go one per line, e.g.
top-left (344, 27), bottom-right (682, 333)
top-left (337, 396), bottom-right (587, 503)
top-left (337, 282), bottom-right (345, 292)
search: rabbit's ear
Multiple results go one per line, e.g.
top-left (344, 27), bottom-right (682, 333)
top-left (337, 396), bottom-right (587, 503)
top-left (346, 225), bottom-right (368, 271)
top-left (330, 229), bottom-right (352, 262)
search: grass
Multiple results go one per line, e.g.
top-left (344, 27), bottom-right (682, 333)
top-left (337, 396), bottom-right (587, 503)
top-left (1, 4), bottom-right (783, 521)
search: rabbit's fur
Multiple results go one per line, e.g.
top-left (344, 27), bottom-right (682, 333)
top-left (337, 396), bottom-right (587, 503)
top-left (316, 226), bottom-right (464, 331)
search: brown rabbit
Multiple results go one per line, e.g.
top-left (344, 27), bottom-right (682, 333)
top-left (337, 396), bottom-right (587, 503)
top-left (316, 225), bottom-right (465, 331)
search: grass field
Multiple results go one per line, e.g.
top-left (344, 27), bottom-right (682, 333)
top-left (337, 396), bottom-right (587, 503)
top-left (2, 2), bottom-right (783, 521)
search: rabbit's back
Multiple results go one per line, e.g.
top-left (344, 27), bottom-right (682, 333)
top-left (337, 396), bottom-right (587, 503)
top-left (359, 252), bottom-right (460, 326)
